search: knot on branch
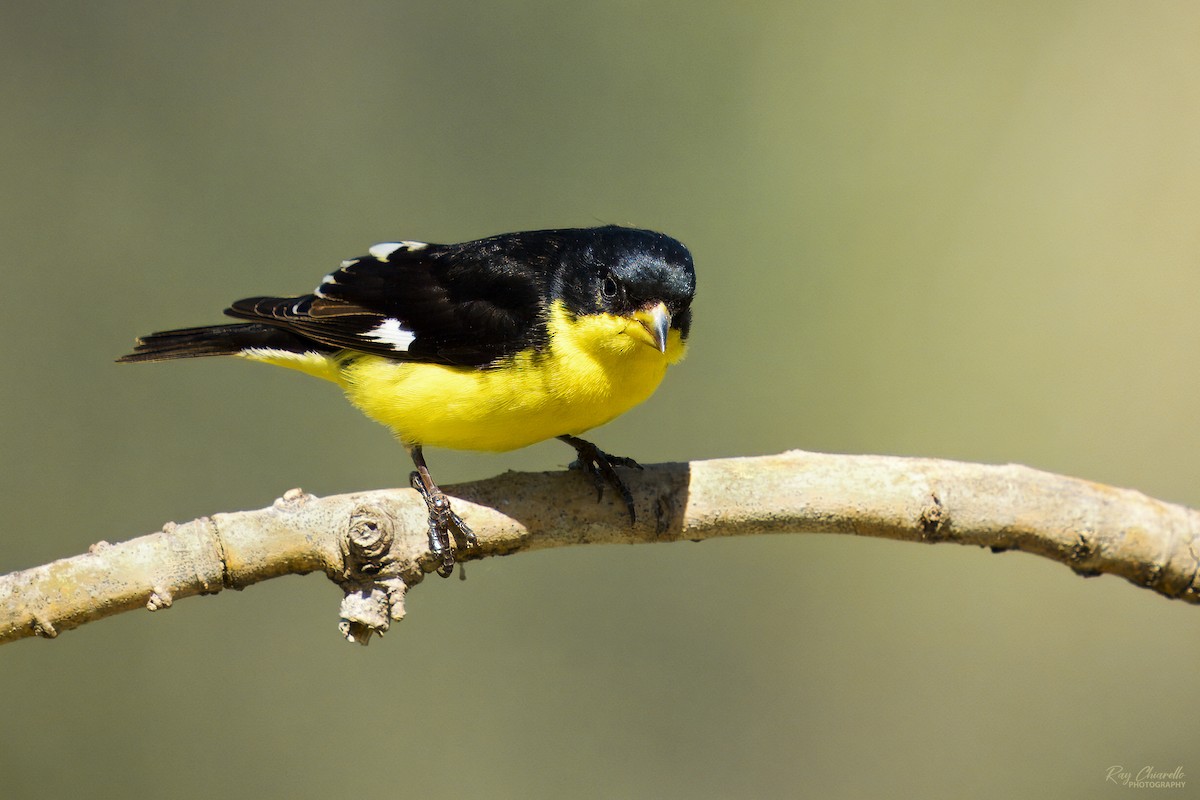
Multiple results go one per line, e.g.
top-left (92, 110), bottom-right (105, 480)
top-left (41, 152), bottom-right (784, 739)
top-left (1068, 531), bottom-right (1099, 575)
top-left (274, 487), bottom-right (315, 510)
top-left (146, 587), bottom-right (174, 611)
top-left (334, 504), bottom-right (413, 645)
top-left (345, 508), bottom-right (395, 569)
top-left (919, 492), bottom-right (947, 540)
top-left (32, 615), bottom-right (58, 639)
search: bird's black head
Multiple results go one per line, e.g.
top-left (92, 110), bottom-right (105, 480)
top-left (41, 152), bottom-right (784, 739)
top-left (553, 226), bottom-right (696, 343)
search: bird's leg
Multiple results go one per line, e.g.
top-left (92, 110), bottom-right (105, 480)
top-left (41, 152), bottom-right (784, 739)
top-left (407, 445), bottom-right (475, 577)
top-left (557, 434), bottom-right (642, 524)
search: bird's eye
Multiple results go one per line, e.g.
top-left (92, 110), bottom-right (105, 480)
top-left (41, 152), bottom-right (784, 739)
top-left (601, 274), bottom-right (619, 299)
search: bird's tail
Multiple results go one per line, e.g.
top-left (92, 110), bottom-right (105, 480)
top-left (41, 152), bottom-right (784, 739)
top-left (117, 323), bottom-right (317, 364)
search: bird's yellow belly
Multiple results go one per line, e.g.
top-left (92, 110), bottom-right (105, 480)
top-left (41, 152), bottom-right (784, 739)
top-left (338, 344), bottom-right (670, 452)
top-left (243, 303), bottom-right (688, 453)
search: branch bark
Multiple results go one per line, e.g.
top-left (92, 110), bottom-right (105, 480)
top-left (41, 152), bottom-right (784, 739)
top-left (3, 450), bottom-right (1198, 645)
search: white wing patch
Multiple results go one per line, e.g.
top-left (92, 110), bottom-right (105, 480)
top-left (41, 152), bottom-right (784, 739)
top-left (368, 240), bottom-right (428, 262)
top-left (314, 272), bottom-right (339, 298)
top-left (363, 318), bottom-right (416, 351)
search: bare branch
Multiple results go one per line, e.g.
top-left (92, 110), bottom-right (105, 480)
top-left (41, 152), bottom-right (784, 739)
top-left (3, 451), bottom-right (1198, 645)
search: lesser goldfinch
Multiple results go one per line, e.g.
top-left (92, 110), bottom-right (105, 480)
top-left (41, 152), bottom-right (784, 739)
top-left (119, 225), bottom-right (696, 575)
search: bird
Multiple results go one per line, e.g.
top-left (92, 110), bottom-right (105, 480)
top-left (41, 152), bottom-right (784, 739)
top-left (119, 225), bottom-right (696, 576)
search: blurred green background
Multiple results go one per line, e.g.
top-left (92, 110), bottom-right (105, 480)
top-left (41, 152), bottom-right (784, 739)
top-left (3, 2), bottom-right (1199, 798)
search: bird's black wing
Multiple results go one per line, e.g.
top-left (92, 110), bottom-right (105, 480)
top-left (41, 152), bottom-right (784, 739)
top-left (225, 236), bottom-right (559, 367)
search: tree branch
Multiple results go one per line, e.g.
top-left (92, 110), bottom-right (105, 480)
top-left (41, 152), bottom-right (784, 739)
top-left (3, 451), bottom-right (1198, 645)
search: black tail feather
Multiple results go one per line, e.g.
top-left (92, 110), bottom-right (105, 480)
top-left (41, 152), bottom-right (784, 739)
top-left (117, 323), bottom-right (326, 363)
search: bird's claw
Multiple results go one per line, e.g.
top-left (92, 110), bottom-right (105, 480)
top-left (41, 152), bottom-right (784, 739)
top-left (562, 437), bottom-right (641, 524)
top-left (409, 471), bottom-right (474, 577)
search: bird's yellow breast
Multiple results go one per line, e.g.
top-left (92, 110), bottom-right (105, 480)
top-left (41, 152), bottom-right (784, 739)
top-left (282, 302), bottom-right (687, 452)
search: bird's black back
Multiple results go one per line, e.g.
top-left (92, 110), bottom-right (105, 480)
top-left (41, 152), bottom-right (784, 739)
top-left (224, 225), bottom-right (694, 367)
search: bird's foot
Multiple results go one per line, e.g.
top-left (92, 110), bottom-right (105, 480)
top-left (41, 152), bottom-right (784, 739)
top-left (557, 435), bottom-right (642, 524)
top-left (409, 470), bottom-right (475, 577)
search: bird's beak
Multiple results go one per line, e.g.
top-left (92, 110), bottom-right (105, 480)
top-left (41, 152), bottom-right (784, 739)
top-left (633, 301), bottom-right (671, 353)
